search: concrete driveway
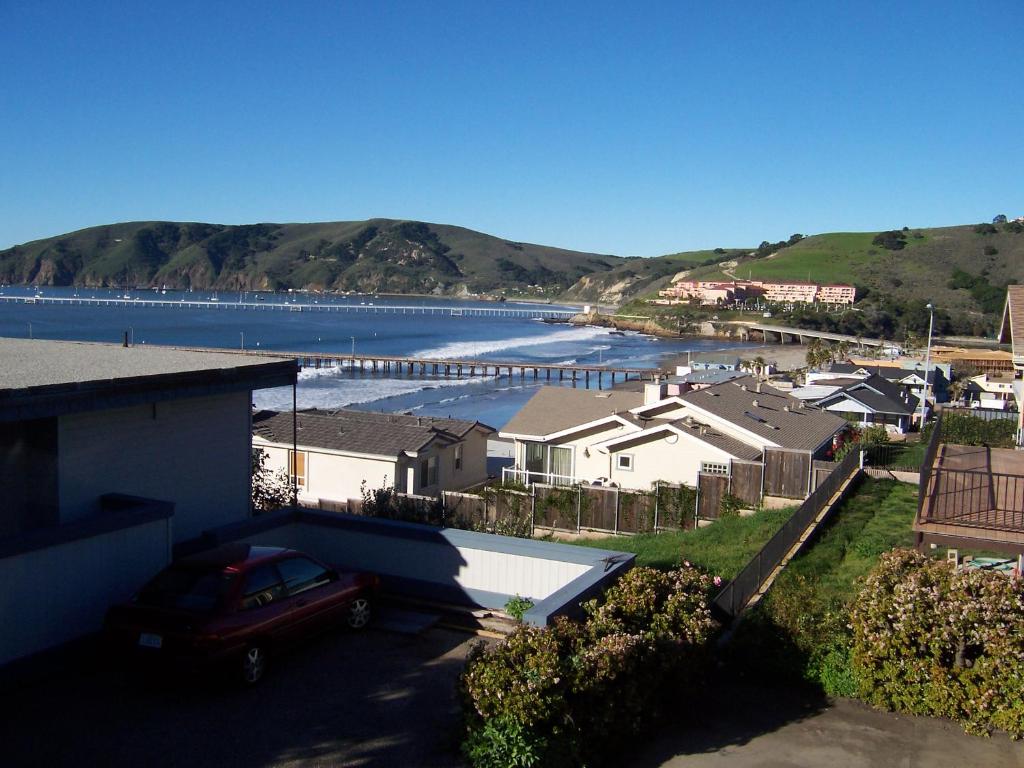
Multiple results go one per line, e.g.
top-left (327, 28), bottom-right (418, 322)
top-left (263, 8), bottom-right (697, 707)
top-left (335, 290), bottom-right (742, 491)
top-left (637, 682), bottom-right (1024, 768)
top-left (1, 626), bottom-right (475, 768)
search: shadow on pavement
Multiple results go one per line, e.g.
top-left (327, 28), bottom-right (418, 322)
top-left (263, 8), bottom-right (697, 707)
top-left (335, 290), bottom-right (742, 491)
top-left (0, 626), bottom-right (475, 768)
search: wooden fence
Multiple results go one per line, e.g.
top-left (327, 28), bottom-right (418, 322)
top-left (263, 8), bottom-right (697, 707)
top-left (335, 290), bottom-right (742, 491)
top-left (763, 449), bottom-right (812, 499)
top-left (313, 482), bottom-right (697, 536)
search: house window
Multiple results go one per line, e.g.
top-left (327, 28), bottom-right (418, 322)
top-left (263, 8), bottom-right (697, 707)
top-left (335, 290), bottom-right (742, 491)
top-left (288, 450), bottom-right (307, 488)
top-left (521, 441), bottom-right (573, 485)
top-left (616, 454), bottom-right (634, 471)
top-left (454, 444), bottom-right (463, 471)
top-left (419, 455), bottom-right (439, 488)
top-left (701, 461), bottom-right (729, 476)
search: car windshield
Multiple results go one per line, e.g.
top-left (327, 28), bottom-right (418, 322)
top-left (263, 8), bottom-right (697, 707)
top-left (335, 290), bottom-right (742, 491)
top-left (137, 566), bottom-right (238, 613)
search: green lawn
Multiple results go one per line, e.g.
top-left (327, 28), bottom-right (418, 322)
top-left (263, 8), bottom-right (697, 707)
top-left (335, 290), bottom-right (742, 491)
top-left (772, 476), bottom-right (918, 607)
top-left (569, 507), bottom-right (794, 579)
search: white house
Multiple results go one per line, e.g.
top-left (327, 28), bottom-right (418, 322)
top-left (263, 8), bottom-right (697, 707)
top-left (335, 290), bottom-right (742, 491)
top-left (0, 338), bottom-right (297, 665)
top-left (252, 409), bottom-right (495, 505)
top-left (807, 374), bottom-right (918, 433)
top-left (965, 373), bottom-right (1016, 410)
top-left (499, 378), bottom-right (847, 491)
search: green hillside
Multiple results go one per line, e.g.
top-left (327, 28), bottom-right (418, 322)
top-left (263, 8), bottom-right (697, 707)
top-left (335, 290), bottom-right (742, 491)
top-left (0, 219), bottom-right (624, 296)
top-left (685, 224), bottom-right (1024, 318)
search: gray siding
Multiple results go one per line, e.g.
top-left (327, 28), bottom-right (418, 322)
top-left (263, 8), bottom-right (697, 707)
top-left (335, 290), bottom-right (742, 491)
top-left (58, 392), bottom-right (252, 541)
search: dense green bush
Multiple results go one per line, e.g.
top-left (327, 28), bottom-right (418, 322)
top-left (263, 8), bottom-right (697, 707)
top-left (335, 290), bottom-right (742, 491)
top-left (931, 411), bottom-right (1017, 448)
top-left (851, 549), bottom-right (1024, 737)
top-left (459, 566), bottom-right (717, 766)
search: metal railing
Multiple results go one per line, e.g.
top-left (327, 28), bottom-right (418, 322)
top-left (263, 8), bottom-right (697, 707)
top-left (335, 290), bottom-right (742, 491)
top-left (920, 469), bottom-right (1024, 532)
top-left (712, 447), bottom-right (862, 620)
top-left (502, 467), bottom-right (577, 487)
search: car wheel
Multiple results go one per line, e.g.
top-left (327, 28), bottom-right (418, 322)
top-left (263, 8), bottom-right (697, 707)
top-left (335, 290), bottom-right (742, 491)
top-left (241, 644), bottom-right (268, 685)
top-left (347, 597), bottom-right (372, 630)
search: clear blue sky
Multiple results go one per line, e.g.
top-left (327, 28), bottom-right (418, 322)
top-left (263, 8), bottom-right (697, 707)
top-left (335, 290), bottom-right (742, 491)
top-left (1, 1), bottom-right (1020, 255)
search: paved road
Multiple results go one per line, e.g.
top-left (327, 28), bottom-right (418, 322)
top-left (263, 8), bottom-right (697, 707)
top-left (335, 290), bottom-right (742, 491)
top-left (639, 682), bottom-right (1024, 768)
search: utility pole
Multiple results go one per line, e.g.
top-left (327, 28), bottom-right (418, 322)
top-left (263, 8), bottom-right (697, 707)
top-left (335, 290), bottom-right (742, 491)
top-left (240, 331), bottom-right (245, 350)
top-left (350, 336), bottom-right (356, 358)
top-left (919, 303), bottom-right (934, 429)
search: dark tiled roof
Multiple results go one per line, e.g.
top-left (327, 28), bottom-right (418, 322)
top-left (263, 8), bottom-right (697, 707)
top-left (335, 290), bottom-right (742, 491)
top-left (819, 374), bottom-right (917, 416)
top-left (499, 387), bottom-right (644, 437)
top-left (253, 409), bottom-right (494, 457)
top-left (681, 376), bottom-right (847, 451)
top-left (828, 363), bottom-right (942, 384)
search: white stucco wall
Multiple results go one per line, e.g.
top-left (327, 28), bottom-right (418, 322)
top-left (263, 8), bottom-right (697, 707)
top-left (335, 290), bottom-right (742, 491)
top-left (255, 428), bottom-right (492, 504)
top-left (58, 392), bottom-right (252, 542)
top-left (607, 431), bottom-right (734, 489)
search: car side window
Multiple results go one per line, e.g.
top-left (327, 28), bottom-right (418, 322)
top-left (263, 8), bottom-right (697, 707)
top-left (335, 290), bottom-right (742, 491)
top-left (241, 565), bottom-right (286, 610)
top-left (277, 557), bottom-right (332, 597)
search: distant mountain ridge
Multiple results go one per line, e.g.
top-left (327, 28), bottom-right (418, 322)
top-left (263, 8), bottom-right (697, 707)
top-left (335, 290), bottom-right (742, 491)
top-left (3, 219), bottom-right (1022, 320)
top-left (0, 219), bottom-right (625, 297)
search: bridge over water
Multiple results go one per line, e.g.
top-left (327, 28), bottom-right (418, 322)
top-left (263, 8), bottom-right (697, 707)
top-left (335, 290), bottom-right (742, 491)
top-left (746, 323), bottom-right (895, 350)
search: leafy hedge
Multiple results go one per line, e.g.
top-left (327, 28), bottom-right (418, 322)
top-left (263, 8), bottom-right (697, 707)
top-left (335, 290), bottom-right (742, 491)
top-left (851, 549), bottom-right (1024, 737)
top-left (930, 412), bottom-right (1017, 449)
top-left (459, 567), bottom-right (717, 766)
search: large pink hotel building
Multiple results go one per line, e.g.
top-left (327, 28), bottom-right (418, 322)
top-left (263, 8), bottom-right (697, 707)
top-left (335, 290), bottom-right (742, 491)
top-left (658, 279), bottom-right (855, 305)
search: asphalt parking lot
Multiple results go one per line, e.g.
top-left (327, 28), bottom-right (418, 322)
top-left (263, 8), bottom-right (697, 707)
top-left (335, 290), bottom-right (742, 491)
top-left (1, 626), bottom-right (476, 768)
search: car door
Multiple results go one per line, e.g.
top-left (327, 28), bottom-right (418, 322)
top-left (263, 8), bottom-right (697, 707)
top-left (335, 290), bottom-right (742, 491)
top-left (275, 556), bottom-right (342, 638)
top-left (231, 564), bottom-right (291, 647)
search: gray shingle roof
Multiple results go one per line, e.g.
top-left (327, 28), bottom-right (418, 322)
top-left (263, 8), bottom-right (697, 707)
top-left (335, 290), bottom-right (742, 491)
top-left (597, 415), bottom-right (762, 461)
top-left (681, 376), bottom-right (847, 451)
top-left (253, 409), bottom-right (494, 457)
top-left (0, 337), bottom-right (294, 391)
top-left (499, 387), bottom-right (645, 437)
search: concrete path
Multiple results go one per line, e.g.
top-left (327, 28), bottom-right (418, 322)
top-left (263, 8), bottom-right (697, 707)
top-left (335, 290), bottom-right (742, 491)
top-left (638, 683), bottom-right (1024, 768)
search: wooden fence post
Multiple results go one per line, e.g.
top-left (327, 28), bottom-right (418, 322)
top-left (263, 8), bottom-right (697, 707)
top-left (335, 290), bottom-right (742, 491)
top-left (654, 481), bottom-right (660, 532)
top-left (576, 486), bottom-right (582, 533)
top-left (614, 487), bottom-right (620, 534)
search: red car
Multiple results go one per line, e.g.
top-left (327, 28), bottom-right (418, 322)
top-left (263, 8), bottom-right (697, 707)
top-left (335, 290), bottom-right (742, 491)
top-left (105, 544), bottom-right (378, 684)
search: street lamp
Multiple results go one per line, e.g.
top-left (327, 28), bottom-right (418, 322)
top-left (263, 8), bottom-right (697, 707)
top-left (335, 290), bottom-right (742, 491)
top-left (919, 303), bottom-right (934, 429)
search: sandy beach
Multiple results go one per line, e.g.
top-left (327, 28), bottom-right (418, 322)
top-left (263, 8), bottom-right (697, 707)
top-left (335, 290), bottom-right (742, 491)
top-left (661, 342), bottom-right (809, 374)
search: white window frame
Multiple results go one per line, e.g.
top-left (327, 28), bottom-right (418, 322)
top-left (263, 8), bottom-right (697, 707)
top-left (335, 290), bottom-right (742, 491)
top-left (616, 453), bottom-right (634, 471)
top-left (454, 443), bottom-right (463, 471)
top-left (700, 461), bottom-right (729, 476)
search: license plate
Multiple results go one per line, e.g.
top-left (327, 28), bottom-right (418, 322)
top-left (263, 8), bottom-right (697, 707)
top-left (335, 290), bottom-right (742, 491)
top-left (138, 632), bottom-right (163, 649)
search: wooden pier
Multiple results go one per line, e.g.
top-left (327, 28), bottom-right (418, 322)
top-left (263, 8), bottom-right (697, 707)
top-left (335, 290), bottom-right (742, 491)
top-left (178, 346), bottom-right (664, 386)
top-left (0, 294), bottom-right (577, 320)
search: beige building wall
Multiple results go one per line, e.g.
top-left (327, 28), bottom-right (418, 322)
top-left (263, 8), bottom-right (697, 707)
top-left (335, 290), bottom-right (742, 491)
top-left (607, 431), bottom-right (735, 489)
top-left (256, 428), bottom-right (491, 504)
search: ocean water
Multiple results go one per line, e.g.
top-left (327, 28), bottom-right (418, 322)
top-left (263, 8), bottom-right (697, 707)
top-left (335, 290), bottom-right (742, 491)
top-left (0, 286), bottom-right (754, 427)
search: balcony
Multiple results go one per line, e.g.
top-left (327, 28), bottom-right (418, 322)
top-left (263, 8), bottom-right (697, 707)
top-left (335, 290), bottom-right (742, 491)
top-left (502, 467), bottom-right (577, 487)
top-left (917, 443), bottom-right (1024, 553)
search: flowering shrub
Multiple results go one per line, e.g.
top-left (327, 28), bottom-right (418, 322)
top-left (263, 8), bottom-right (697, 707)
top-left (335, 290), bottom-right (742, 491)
top-left (459, 566), bottom-right (718, 766)
top-left (850, 549), bottom-right (1024, 737)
